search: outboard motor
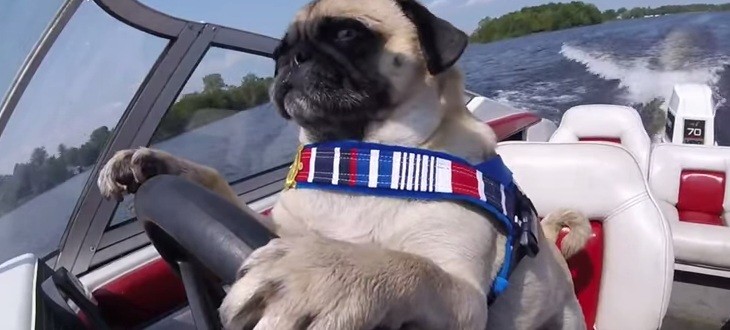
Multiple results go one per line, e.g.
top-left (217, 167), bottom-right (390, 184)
top-left (664, 83), bottom-right (716, 146)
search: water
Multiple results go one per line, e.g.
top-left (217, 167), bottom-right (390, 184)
top-left (459, 12), bottom-right (730, 143)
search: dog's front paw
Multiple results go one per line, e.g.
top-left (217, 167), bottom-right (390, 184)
top-left (97, 147), bottom-right (177, 201)
top-left (219, 237), bottom-right (410, 330)
top-left (219, 238), bottom-right (293, 329)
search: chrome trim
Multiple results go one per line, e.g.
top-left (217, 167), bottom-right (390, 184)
top-left (97, 220), bottom-right (144, 249)
top-left (89, 233), bottom-right (150, 268)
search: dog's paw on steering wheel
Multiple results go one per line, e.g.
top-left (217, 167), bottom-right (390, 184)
top-left (219, 236), bottom-right (443, 330)
top-left (97, 148), bottom-right (180, 201)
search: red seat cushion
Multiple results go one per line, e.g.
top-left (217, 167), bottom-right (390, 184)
top-left (93, 207), bottom-right (277, 327)
top-left (486, 113), bottom-right (541, 141)
top-left (93, 259), bottom-right (186, 328)
top-left (677, 170), bottom-right (726, 226)
top-left (579, 137), bottom-right (622, 144)
top-left (557, 221), bottom-right (604, 329)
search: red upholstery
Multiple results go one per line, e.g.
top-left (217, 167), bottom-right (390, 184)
top-left (92, 208), bottom-right (276, 327)
top-left (77, 312), bottom-right (93, 329)
top-left (579, 137), bottom-right (622, 144)
top-left (549, 105), bottom-right (652, 174)
top-left (93, 259), bottom-right (186, 328)
top-left (556, 221), bottom-right (604, 329)
top-left (487, 113), bottom-right (541, 141)
top-left (677, 170), bottom-right (726, 226)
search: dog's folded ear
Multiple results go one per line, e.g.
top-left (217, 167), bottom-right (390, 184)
top-left (396, 0), bottom-right (469, 75)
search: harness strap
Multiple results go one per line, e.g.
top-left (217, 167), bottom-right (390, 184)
top-left (285, 141), bottom-right (539, 303)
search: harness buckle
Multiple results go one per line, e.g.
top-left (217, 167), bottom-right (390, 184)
top-left (516, 190), bottom-right (540, 258)
top-left (285, 145), bottom-right (304, 190)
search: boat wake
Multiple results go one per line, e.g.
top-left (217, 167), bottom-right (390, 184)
top-left (559, 44), bottom-right (727, 106)
top-left (560, 30), bottom-right (729, 135)
top-left (492, 81), bottom-right (585, 116)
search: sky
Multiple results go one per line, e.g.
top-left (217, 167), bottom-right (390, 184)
top-left (138, 0), bottom-right (730, 35)
top-left (0, 0), bottom-right (728, 174)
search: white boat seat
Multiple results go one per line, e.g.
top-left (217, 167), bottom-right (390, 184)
top-left (649, 143), bottom-right (730, 270)
top-left (498, 142), bottom-right (673, 330)
top-left (548, 105), bottom-right (652, 174)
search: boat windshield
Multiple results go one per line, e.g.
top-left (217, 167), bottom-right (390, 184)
top-left (0, 0), bottom-right (303, 267)
top-left (109, 47), bottom-right (300, 227)
top-left (0, 1), bottom-right (167, 264)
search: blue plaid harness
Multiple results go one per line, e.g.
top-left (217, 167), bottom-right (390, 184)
top-left (284, 140), bottom-right (540, 303)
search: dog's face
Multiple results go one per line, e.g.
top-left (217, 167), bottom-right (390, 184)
top-left (270, 0), bottom-right (468, 142)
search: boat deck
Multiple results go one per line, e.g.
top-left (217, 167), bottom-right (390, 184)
top-left (662, 273), bottom-right (730, 329)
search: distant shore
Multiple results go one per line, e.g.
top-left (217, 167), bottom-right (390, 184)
top-left (469, 2), bottom-right (730, 44)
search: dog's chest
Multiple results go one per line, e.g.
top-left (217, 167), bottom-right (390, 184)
top-left (275, 189), bottom-right (406, 242)
top-left (273, 189), bottom-right (506, 293)
top-left (274, 189), bottom-right (497, 247)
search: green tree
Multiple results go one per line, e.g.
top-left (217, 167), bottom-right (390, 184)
top-left (65, 147), bottom-right (81, 168)
top-left (203, 74), bottom-right (226, 93)
top-left (470, 2), bottom-right (605, 43)
top-left (0, 125), bottom-right (113, 217)
top-left (76, 126), bottom-right (111, 167)
top-left (602, 9), bottom-right (617, 20)
top-left (44, 156), bottom-right (71, 188)
top-left (477, 16), bottom-right (492, 28)
top-left (151, 73), bottom-right (274, 143)
top-left (30, 147), bottom-right (48, 167)
top-left (57, 144), bottom-right (68, 159)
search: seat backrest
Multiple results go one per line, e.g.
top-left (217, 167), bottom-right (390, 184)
top-left (497, 142), bottom-right (673, 330)
top-left (649, 144), bottom-right (730, 226)
top-left (549, 105), bottom-right (651, 173)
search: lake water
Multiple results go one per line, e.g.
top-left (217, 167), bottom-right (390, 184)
top-left (459, 12), bottom-right (730, 144)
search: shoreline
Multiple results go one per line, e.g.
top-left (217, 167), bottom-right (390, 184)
top-left (469, 11), bottom-right (725, 44)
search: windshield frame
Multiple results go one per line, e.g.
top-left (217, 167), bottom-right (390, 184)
top-left (37, 0), bottom-right (282, 274)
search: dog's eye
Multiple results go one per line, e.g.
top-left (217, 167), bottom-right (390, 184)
top-left (335, 28), bottom-right (358, 43)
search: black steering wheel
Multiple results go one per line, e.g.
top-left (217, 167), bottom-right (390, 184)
top-left (134, 175), bottom-right (277, 329)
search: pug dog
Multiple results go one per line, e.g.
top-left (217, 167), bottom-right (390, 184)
top-left (97, 0), bottom-right (592, 329)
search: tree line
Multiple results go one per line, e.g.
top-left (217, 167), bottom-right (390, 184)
top-left (470, 2), bottom-right (730, 43)
top-left (605, 3), bottom-right (730, 20)
top-left (0, 126), bottom-right (111, 216)
top-left (470, 2), bottom-right (603, 43)
top-left (0, 72), bottom-right (273, 217)
top-left (151, 73), bottom-right (273, 143)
